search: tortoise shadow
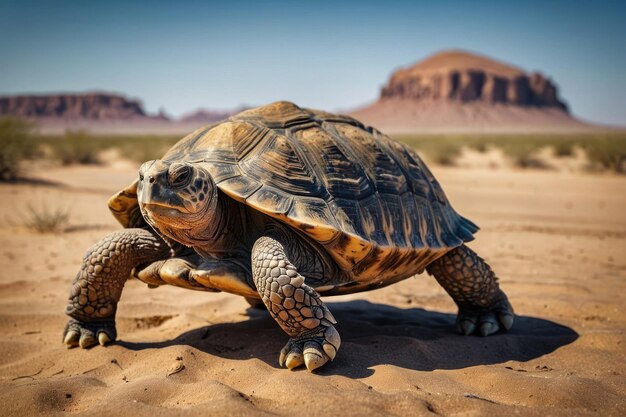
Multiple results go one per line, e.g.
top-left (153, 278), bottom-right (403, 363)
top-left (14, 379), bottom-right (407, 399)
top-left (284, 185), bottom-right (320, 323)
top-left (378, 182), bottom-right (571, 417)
top-left (118, 300), bottom-right (578, 378)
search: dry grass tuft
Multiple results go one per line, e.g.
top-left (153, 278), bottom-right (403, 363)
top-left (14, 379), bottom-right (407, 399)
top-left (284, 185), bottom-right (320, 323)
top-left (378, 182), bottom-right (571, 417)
top-left (22, 203), bottom-right (71, 233)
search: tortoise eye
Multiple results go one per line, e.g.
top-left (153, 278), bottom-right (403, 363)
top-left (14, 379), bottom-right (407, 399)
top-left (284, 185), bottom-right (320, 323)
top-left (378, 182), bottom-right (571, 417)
top-left (169, 164), bottom-right (192, 187)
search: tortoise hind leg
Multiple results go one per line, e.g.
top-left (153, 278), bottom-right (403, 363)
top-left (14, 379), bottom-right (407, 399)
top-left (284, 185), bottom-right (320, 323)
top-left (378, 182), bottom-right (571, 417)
top-left (251, 235), bottom-right (340, 371)
top-left (426, 244), bottom-right (514, 336)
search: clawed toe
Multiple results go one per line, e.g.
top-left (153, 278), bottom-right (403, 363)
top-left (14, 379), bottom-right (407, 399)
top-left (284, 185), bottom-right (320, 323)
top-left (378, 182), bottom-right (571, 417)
top-left (479, 321), bottom-right (499, 337)
top-left (458, 319), bottom-right (476, 336)
top-left (279, 344), bottom-right (305, 369)
top-left (98, 332), bottom-right (112, 346)
top-left (79, 333), bottom-right (97, 348)
top-left (285, 351), bottom-right (304, 369)
top-left (478, 312), bottom-right (500, 336)
top-left (64, 330), bottom-right (80, 347)
top-left (303, 341), bottom-right (329, 371)
top-left (499, 313), bottom-right (514, 330)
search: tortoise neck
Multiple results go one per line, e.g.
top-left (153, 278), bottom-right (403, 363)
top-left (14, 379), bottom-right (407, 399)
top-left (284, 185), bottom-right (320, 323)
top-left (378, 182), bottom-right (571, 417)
top-left (195, 192), bottom-right (252, 257)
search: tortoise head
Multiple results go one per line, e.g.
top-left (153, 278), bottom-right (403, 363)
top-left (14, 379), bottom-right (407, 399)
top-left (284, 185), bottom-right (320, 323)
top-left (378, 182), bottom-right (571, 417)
top-left (137, 159), bottom-right (217, 245)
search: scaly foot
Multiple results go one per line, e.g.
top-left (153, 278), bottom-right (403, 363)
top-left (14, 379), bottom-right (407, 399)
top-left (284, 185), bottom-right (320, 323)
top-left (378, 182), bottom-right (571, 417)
top-left (63, 318), bottom-right (116, 348)
top-left (278, 323), bottom-right (341, 372)
top-left (456, 290), bottom-right (514, 336)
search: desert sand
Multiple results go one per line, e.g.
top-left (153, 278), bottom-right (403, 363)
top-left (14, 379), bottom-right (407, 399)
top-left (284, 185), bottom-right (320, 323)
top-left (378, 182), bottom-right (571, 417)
top-left (0, 160), bottom-right (624, 416)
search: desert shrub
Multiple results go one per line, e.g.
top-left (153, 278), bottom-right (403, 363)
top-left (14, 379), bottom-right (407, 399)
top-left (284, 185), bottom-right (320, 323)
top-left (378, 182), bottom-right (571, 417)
top-left (421, 141), bottom-right (462, 166)
top-left (37, 132), bottom-right (180, 165)
top-left (510, 151), bottom-right (548, 169)
top-left (470, 141), bottom-right (490, 153)
top-left (495, 141), bottom-right (548, 169)
top-left (112, 135), bottom-right (180, 163)
top-left (551, 141), bottom-right (574, 157)
top-left (0, 117), bottom-right (38, 181)
top-left (22, 202), bottom-right (70, 233)
top-left (398, 135), bottom-right (463, 166)
top-left (394, 133), bottom-right (626, 173)
top-left (51, 130), bottom-right (102, 165)
top-left (582, 136), bottom-right (626, 173)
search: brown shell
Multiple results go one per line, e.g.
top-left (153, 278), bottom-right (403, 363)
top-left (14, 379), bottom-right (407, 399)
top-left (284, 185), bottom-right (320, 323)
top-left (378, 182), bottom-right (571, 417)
top-left (153, 101), bottom-right (478, 284)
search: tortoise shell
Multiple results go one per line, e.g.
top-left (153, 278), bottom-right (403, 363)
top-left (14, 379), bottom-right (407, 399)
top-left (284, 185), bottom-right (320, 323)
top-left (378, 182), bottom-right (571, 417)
top-left (110, 101), bottom-right (478, 283)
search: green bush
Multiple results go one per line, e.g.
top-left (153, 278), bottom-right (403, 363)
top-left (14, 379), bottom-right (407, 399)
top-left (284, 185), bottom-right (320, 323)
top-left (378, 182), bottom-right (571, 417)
top-left (582, 136), bottom-right (626, 173)
top-left (471, 141), bottom-right (489, 154)
top-left (495, 141), bottom-right (548, 169)
top-left (0, 117), bottom-right (38, 181)
top-left (52, 130), bottom-right (102, 165)
top-left (35, 132), bottom-right (181, 165)
top-left (552, 141), bottom-right (574, 157)
top-left (112, 135), bottom-right (179, 163)
top-left (398, 135), bottom-right (463, 166)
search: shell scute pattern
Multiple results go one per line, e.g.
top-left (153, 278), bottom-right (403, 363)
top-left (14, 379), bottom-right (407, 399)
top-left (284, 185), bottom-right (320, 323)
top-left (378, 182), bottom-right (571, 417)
top-left (246, 186), bottom-right (294, 215)
top-left (239, 129), bottom-right (325, 197)
top-left (234, 101), bottom-right (312, 128)
top-left (290, 125), bottom-right (372, 200)
top-left (331, 123), bottom-right (409, 196)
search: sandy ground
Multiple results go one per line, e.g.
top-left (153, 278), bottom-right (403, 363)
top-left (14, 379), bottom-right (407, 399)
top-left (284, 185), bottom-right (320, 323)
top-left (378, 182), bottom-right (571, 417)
top-left (0, 162), bottom-right (624, 416)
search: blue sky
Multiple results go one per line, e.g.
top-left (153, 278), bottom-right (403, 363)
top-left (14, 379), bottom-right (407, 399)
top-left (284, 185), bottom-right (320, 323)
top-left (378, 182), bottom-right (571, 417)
top-left (1, 0), bottom-right (625, 126)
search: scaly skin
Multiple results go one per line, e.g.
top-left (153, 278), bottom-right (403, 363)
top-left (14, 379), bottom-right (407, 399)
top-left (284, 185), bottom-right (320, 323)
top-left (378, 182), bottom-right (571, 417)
top-left (251, 235), bottom-right (340, 372)
top-left (426, 244), bottom-right (514, 336)
top-left (63, 228), bottom-right (171, 348)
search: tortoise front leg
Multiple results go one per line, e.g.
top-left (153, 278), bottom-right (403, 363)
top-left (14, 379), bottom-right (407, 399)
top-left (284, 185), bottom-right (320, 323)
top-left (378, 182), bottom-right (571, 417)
top-left (426, 244), bottom-right (514, 336)
top-left (251, 235), bottom-right (341, 372)
top-left (63, 228), bottom-right (170, 348)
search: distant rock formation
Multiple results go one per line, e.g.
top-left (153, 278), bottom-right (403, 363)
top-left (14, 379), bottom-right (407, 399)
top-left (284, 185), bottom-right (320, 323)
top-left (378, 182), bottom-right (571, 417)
top-left (350, 50), bottom-right (587, 133)
top-left (0, 93), bottom-right (166, 120)
top-left (379, 50), bottom-right (567, 111)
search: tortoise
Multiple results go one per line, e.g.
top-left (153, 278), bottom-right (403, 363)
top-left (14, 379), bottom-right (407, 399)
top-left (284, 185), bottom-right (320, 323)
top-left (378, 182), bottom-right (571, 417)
top-left (63, 101), bottom-right (514, 371)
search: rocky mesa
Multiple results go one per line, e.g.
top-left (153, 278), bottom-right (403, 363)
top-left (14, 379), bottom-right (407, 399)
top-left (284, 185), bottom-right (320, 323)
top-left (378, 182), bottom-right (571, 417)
top-left (350, 50), bottom-right (589, 133)
top-left (0, 92), bottom-right (165, 121)
top-left (380, 50), bottom-right (567, 110)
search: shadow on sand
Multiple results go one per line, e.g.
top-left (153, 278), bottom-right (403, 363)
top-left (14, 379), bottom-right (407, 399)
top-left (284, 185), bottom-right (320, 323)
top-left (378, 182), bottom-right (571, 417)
top-left (6, 176), bottom-right (65, 187)
top-left (118, 300), bottom-right (578, 378)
